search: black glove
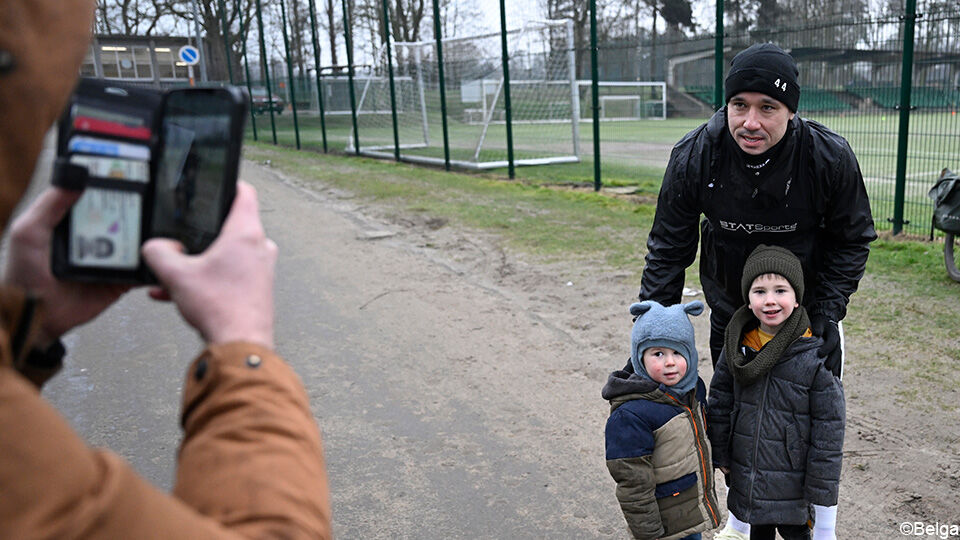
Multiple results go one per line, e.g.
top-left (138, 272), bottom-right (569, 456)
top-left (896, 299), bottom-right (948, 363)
top-left (810, 314), bottom-right (842, 377)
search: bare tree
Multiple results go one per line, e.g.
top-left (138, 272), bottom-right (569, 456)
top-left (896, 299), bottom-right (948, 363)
top-left (438, 0), bottom-right (483, 39)
top-left (96, 0), bottom-right (167, 35)
top-left (164, 0), bottom-right (256, 81)
top-left (540, 0), bottom-right (591, 78)
top-left (287, 0), bottom-right (310, 78)
top-left (325, 0), bottom-right (340, 69)
top-left (388, 0), bottom-right (427, 44)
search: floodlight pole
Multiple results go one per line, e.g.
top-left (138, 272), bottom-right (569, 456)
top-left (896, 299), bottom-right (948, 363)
top-left (192, 0), bottom-right (209, 82)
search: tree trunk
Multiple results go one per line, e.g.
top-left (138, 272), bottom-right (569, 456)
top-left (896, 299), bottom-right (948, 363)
top-left (326, 0), bottom-right (339, 69)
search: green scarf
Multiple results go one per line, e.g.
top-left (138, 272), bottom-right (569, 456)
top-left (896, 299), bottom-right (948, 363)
top-left (724, 304), bottom-right (810, 387)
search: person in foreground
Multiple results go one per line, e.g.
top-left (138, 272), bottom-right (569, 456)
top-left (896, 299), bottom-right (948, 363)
top-left (603, 300), bottom-right (720, 540)
top-left (707, 245), bottom-right (844, 540)
top-left (0, 1), bottom-right (331, 537)
top-left (638, 43), bottom-right (876, 377)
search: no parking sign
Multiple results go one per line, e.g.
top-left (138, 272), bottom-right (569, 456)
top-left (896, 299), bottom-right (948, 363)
top-left (178, 45), bottom-right (200, 66)
top-left (178, 45), bottom-right (200, 86)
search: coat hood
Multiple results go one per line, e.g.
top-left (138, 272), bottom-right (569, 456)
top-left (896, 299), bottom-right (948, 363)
top-left (602, 361), bottom-right (698, 409)
top-left (0, 0), bottom-right (95, 233)
top-left (602, 367), bottom-right (661, 406)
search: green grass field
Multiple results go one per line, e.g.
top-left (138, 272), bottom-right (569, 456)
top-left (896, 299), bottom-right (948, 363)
top-left (247, 109), bottom-right (960, 236)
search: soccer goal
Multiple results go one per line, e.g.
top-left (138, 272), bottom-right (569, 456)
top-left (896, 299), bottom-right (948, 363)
top-left (351, 19), bottom-right (580, 169)
top-left (578, 81), bottom-right (667, 121)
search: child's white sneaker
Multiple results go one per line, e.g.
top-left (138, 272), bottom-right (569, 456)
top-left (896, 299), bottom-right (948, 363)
top-left (713, 523), bottom-right (750, 540)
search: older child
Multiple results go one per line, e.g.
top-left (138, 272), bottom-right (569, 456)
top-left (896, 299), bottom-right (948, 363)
top-left (708, 245), bottom-right (845, 540)
top-left (603, 300), bottom-right (720, 540)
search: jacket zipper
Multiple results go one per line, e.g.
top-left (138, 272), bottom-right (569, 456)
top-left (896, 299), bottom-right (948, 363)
top-left (745, 373), bottom-right (772, 518)
top-left (666, 393), bottom-right (719, 526)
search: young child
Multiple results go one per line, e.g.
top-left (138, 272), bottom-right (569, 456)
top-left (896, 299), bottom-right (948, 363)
top-left (707, 245), bottom-right (845, 540)
top-left (603, 300), bottom-right (720, 540)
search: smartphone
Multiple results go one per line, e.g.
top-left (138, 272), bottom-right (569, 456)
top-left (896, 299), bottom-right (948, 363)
top-left (51, 79), bottom-right (248, 283)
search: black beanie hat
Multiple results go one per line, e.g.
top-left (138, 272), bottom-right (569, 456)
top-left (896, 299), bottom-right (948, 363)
top-left (740, 245), bottom-right (805, 303)
top-left (725, 43), bottom-right (800, 112)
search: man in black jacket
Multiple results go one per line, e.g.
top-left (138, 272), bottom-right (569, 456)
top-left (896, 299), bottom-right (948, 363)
top-left (638, 43), bottom-right (877, 376)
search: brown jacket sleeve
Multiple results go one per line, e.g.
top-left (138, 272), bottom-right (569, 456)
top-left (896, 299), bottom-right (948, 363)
top-left (175, 343), bottom-right (332, 538)
top-left (0, 340), bottom-right (331, 539)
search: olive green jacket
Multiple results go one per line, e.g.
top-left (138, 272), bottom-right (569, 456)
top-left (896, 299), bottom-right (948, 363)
top-left (604, 368), bottom-right (721, 539)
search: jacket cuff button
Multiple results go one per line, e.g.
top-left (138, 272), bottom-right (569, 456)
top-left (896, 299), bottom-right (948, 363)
top-left (246, 354), bottom-right (262, 368)
top-left (0, 50), bottom-right (15, 74)
top-left (194, 359), bottom-right (208, 380)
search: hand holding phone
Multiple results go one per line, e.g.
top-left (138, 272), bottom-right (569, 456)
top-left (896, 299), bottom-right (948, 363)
top-left (52, 78), bottom-right (247, 284)
top-left (4, 187), bottom-right (130, 345)
top-left (142, 181), bottom-right (276, 349)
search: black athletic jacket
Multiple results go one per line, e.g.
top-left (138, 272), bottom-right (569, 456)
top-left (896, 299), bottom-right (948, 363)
top-left (639, 108), bottom-right (877, 324)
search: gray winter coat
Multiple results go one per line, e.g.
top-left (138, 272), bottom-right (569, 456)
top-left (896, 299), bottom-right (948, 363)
top-left (707, 336), bottom-right (844, 525)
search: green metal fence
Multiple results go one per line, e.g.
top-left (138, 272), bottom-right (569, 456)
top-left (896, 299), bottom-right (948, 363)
top-left (204, 0), bottom-right (960, 237)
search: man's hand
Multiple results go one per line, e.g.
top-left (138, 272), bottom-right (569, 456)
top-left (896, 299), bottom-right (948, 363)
top-left (3, 188), bottom-right (129, 344)
top-left (142, 182), bottom-right (277, 349)
top-left (810, 314), bottom-right (841, 377)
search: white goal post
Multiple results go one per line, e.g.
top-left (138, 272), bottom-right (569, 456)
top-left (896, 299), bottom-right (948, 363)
top-left (578, 81), bottom-right (667, 121)
top-left (351, 19), bottom-right (581, 170)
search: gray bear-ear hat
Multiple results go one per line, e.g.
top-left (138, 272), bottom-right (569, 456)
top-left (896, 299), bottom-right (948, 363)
top-left (629, 300), bottom-right (704, 395)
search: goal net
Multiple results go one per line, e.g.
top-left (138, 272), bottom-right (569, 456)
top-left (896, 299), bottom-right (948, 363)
top-left (352, 19), bottom-right (580, 169)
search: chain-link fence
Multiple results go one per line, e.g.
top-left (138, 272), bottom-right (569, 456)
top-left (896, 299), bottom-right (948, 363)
top-left (88, 0), bottom-right (960, 236)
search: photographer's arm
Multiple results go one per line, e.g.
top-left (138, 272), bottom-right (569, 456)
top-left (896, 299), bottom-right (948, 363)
top-left (143, 181), bottom-right (332, 538)
top-left (0, 183), bottom-right (330, 539)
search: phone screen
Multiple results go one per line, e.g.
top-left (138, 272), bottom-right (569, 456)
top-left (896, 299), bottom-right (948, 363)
top-left (152, 90), bottom-right (235, 254)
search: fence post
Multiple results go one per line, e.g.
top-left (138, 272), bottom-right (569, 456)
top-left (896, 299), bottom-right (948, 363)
top-left (218, 0), bottom-right (234, 84)
top-left (431, 0), bottom-right (451, 170)
top-left (892, 0), bottom-right (918, 235)
top-left (236, 0), bottom-right (257, 141)
top-left (278, 0), bottom-right (301, 149)
top-left (714, 0), bottom-right (724, 110)
top-left (254, 0), bottom-right (278, 144)
top-left (498, 0), bottom-right (516, 179)
top-left (380, 0), bottom-right (401, 161)
top-left (342, 0), bottom-right (360, 155)
top-left (308, 0), bottom-right (329, 152)
top-left (590, 0), bottom-right (601, 191)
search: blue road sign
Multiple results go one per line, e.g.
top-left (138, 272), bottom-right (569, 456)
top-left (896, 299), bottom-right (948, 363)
top-left (178, 45), bottom-right (200, 66)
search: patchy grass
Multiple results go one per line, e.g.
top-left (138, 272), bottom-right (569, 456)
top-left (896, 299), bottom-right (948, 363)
top-left (485, 159), bottom-right (666, 192)
top-left (245, 143), bottom-right (657, 272)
